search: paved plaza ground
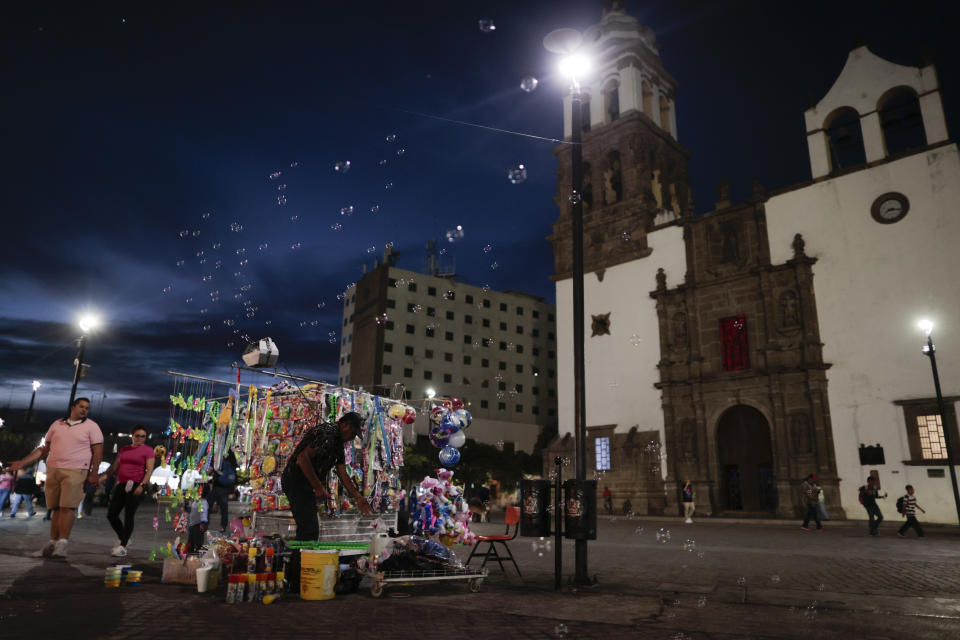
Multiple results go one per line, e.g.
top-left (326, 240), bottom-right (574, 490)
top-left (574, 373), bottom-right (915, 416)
top-left (1, 503), bottom-right (959, 639)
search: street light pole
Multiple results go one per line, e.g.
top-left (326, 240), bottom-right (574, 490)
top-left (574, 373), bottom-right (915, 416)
top-left (569, 78), bottom-right (589, 585)
top-left (68, 333), bottom-right (87, 414)
top-left (26, 380), bottom-right (41, 424)
top-left (922, 328), bottom-right (960, 525)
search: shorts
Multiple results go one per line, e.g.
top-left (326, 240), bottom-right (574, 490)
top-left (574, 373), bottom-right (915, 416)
top-left (45, 468), bottom-right (87, 509)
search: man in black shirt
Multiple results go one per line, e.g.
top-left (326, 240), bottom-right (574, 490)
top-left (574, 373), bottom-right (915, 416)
top-left (281, 412), bottom-right (373, 542)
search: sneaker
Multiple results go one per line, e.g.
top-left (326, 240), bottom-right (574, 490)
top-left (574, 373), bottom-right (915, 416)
top-left (869, 532), bottom-right (879, 537)
top-left (685, 518), bottom-right (693, 524)
top-left (111, 544), bottom-right (127, 557)
top-left (51, 539), bottom-right (68, 558)
top-left (800, 526), bottom-right (811, 531)
top-left (897, 532), bottom-right (905, 538)
top-left (32, 540), bottom-right (56, 558)
top-left (817, 526), bottom-right (824, 531)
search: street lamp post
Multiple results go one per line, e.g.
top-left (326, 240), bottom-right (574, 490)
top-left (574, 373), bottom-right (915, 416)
top-left (26, 380), bottom-right (41, 424)
top-left (69, 314), bottom-right (100, 414)
top-left (919, 320), bottom-right (960, 525)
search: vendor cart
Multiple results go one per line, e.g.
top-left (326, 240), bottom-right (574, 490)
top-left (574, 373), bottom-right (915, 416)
top-left (368, 566), bottom-right (488, 598)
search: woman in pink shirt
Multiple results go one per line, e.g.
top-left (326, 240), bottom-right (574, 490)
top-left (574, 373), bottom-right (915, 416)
top-left (99, 425), bottom-right (155, 557)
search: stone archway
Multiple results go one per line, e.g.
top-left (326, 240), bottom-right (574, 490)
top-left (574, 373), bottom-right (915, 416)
top-left (716, 405), bottom-right (777, 512)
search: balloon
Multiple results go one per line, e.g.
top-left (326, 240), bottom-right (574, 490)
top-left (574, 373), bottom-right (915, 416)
top-left (440, 414), bottom-right (460, 434)
top-left (447, 430), bottom-right (466, 449)
top-left (403, 407), bottom-right (417, 424)
top-left (453, 409), bottom-right (472, 429)
top-left (429, 426), bottom-right (450, 448)
top-left (451, 398), bottom-right (464, 411)
top-left (388, 404), bottom-right (406, 420)
top-left (430, 406), bottom-right (448, 424)
top-left (439, 445), bottom-right (461, 467)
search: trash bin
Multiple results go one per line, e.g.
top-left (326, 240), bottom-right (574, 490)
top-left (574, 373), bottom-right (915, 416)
top-left (563, 479), bottom-right (597, 540)
top-left (519, 479), bottom-right (551, 537)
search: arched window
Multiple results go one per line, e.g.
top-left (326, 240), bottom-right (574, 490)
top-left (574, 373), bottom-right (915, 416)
top-left (602, 151), bottom-right (622, 205)
top-left (879, 87), bottom-right (926, 157)
top-left (659, 95), bottom-right (671, 130)
top-left (641, 80), bottom-right (653, 119)
top-left (604, 80), bottom-right (620, 123)
top-left (824, 107), bottom-right (866, 172)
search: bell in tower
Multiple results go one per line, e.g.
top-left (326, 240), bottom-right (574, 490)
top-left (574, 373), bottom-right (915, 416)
top-left (548, 3), bottom-right (693, 280)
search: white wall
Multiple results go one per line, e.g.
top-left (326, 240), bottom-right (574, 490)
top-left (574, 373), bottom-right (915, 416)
top-left (555, 225), bottom-right (686, 443)
top-left (765, 145), bottom-right (960, 523)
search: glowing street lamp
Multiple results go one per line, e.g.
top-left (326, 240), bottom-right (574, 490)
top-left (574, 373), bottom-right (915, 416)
top-left (425, 387), bottom-right (437, 400)
top-left (26, 380), bottom-right (42, 424)
top-left (918, 319), bottom-right (960, 525)
top-left (69, 312), bottom-right (102, 413)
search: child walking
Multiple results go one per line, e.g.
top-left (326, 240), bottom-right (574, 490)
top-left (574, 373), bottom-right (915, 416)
top-left (184, 488), bottom-right (209, 552)
top-left (897, 485), bottom-right (926, 538)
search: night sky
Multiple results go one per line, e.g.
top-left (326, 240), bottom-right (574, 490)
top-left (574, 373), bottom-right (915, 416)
top-left (2, 1), bottom-right (958, 431)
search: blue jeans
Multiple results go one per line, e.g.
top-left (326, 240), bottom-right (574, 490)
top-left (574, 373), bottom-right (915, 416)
top-left (10, 493), bottom-right (35, 516)
top-left (0, 489), bottom-right (10, 513)
top-left (866, 504), bottom-right (883, 534)
top-left (817, 502), bottom-right (829, 520)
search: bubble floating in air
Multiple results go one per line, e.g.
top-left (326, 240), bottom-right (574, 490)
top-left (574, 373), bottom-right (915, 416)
top-left (290, 215), bottom-right (299, 222)
top-left (370, 204), bottom-right (381, 213)
top-left (629, 333), bottom-right (642, 347)
top-left (161, 286), bottom-right (172, 294)
top-left (290, 242), bottom-right (302, 251)
top-left (334, 160), bottom-right (351, 173)
top-left (330, 222), bottom-right (343, 231)
top-left (378, 159), bottom-right (388, 167)
top-left (490, 261), bottom-right (499, 270)
top-left (478, 18), bottom-right (496, 32)
top-left (289, 161), bottom-right (298, 168)
top-left (201, 212), bottom-right (212, 220)
top-left (230, 222), bottom-right (243, 233)
top-left (277, 195), bottom-right (287, 206)
top-left (446, 225), bottom-right (464, 243)
top-left (176, 260), bottom-right (185, 267)
top-left (483, 244), bottom-right (493, 253)
top-left (385, 134), bottom-right (397, 143)
top-left (396, 148), bottom-right (405, 156)
top-left (520, 76), bottom-right (539, 92)
top-left (269, 171), bottom-right (282, 180)
top-left (569, 191), bottom-right (582, 204)
top-left (384, 182), bottom-right (394, 190)
top-left (621, 231), bottom-right (631, 242)
top-left (507, 164), bottom-right (527, 184)
top-left (258, 243), bottom-right (268, 251)
top-left (340, 206), bottom-right (354, 217)
top-left (191, 229), bottom-right (201, 237)
top-left (202, 324), bottom-right (211, 332)
top-left (178, 230), bottom-right (189, 238)
top-left (212, 241), bottom-right (222, 249)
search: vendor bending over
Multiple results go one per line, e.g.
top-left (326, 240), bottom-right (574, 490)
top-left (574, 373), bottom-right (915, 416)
top-left (282, 412), bottom-right (373, 540)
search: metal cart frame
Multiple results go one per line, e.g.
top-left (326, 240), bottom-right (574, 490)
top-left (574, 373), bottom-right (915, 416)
top-left (368, 566), bottom-right (488, 598)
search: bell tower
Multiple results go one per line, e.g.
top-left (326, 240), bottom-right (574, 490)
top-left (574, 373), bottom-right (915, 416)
top-left (549, 3), bottom-right (692, 280)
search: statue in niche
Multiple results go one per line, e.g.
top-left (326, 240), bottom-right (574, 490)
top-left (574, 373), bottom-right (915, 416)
top-left (679, 420), bottom-right (697, 459)
top-left (651, 169), bottom-right (664, 210)
top-left (792, 233), bottom-right (806, 258)
top-left (721, 223), bottom-right (740, 263)
top-left (672, 311), bottom-right (688, 345)
top-left (602, 153), bottom-right (622, 205)
top-left (655, 267), bottom-right (666, 291)
top-left (780, 290), bottom-right (800, 327)
top-left (669, 183), bottom-right (680, 213)
top-left (790, 413), bottom-right (813, 454)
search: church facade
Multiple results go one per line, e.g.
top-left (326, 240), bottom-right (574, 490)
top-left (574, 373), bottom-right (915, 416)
top-left (545, 4), bottom-right (960, 523)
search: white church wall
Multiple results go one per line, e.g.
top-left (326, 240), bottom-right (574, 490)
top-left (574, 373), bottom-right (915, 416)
top-left (555, 225), bottom-right (686, 447)
top-left (765, 144), bottom-right (960, 523)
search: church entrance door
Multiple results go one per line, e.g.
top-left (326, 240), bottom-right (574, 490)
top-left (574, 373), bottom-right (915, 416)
top-left (716, 405), bottom-right (777, 512)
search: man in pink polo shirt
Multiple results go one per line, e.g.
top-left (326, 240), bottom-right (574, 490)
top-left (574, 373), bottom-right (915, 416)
top-left (7, 397), bottom-right (103, 558)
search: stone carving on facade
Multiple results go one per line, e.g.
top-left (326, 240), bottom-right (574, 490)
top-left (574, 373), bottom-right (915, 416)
top-left (656, 267), bottom-right (666, 291)
top-left (602, 152), bottom-right (623, 205)
top-left (679, 419), bottom-right (697, 460)
top-left (672, 311), bottom-right (688, 346)
top-left (720, 222), bottom-right (741, 263)
top-left (790, 413), bottom-right (813, 454)
top-left (591, 312), bottom-right (611, 336)
top-left (792, 233), bottom-right (806, 258)
top-left (779, 290), bottom-right (800, 328)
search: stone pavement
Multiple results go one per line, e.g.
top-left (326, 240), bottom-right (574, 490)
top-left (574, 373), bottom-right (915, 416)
top-left (2, 504), bottom-right (960, 639)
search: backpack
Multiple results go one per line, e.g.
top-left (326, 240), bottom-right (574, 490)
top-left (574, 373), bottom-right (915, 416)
top-left (216, 457), bottom-right (236, 487)
top-left (858, 485), bottom-right (868, 505)
top-left (896, 495), bottom-right (905, 515)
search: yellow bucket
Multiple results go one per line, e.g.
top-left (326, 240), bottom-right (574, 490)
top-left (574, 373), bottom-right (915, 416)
top-left (300, 550), bottom-right (339, 600)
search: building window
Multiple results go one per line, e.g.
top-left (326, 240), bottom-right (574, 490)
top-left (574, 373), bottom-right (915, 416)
top-left (444, 331), bottom-right (454, 341)
top-left (917, 414), bottom-right (948, 459)
top-left (499, 361), bottom-right (507, 370)
top-left (532, 387), bottom-right (539, 396)
top-left (425, 327), bottom-right (435, 338)
top-left (383, 364), bottom-right (392, 374)
top-left (533, 310), bottom-right (540, 319)
top-left (516, 307), bottom-right (524, 316)
top-left (498, 402), bottom-right (506, 411)
top-left (443, 373), bottom-right (452, 383)
top-left (340, 357), bottom-right (344, 365)
top-left (346, 354), bottom-right (351, 363)
top-left (463, 355), bottom-right (472, 365)
top-left (481, 379), bottom-right (490, 388)
top-left (384, 342), bottom-right (393, 352)
top-left (406, 324), bottom-right (415, 334)
top-left (533, 347), bottom-right (540, 356)
top-left (532, 329), bottom-right (540, 338)
top-left (548, 408), bottom-right (556, 417)
top-left (344, 318), bottom-right (348, 327)
top-left (499, 303), bottom-right (507, 312)
top-left (388, 278), bottom-right (397, 288)
top-left (532, 406), bottom-right (539, 415)
top-left (385, 321), bottom-right (394, 331)
top-left (516, 326), bottom-right (524, 335)
top-left (548, 389), bottom-right (555, 397)
top-left (498, 381), bottom-right (506, 391)
top-left (348, 334), bottom-right (353, 342)
top-left (515, 404), bottom-right (523, 413)
top-left (404, 345), bottom-right (414, 356)
top-left (427, 307), bottom-right (436, 316)
top-left (548, 332), bottom-right (555, 340)
top-left (483, 300), bottom-right (491, 308)
top-left (900, 400), bottom-right (960, 462)
top-left (403, 368), bottom-right (413, 378)
top-left (499, 341), bottom-right (506, 351)
top-left (386, 299), bottom-right (396, 309)
top-left (466, 295), bottom-right (474, 304)
top-left (548, 350), bottom-right (555, 359)
top-left (481, 359), bottom-right (489, 368)
top-left (481, 399), bottom-right (489, 409)
top-left (825, 107), bottom-right (867, 172)
top-left (499, 322), bottom-right (507, 331)
top-left (462, 377), bottom-right (471, 386)
top-left (464, 335), bottom-right (472, 344)
top-left (424, 370), bottom-right (433, 380)
top-left (548, 313), bottom-right (554, 321)
top-left (595, 437), bottom-right (611, 471)
top-left (444, 352), bottom-right (453, 362)
top-left (425, 349), bottom-right (434, 359)
top-left (428, 286), bottom-right (437, 296)
top-left (407, 303), bottom-right (417, 312)
top-left (720, 315), bottom-right (750, 371)
top-left (482, 318), bottom-right (490, 327)
top-left (515, 364), bottom-right (523, 373)
top-left (465, 314), bottom-right (473, 324)
top-left (408, 282), bottom-right (417, 292)
top-left (446, 311), bottom-right (454, 320)
top-left (516, 344), bottom-right (524, 354)
top-left (548, 369), bottom-right (555, 378)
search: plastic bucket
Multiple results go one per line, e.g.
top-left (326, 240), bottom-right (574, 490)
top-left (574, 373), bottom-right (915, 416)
top-left (196, 567), bottom-right (212, 593)
top-left (300, 550), bottom-right (338, 600)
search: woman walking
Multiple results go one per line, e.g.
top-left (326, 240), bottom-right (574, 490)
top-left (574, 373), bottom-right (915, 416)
top-left (99, 425), bottom-right (155, 557)
top-left (682, 476), bottom-right (695, 524)
top-left (9, 466), bottom-right (38, 517)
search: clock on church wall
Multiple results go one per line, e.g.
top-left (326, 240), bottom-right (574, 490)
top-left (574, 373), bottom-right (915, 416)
top-left (870, 192), bottom-right (910, 224)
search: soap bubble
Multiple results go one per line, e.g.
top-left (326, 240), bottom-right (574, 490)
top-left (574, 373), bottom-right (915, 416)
top-left (483, 244), bottom-right (493, 253)
top-left (634, 526), bottom-right (644, 536)
top-left (375, 313), bottom-right (389, 326)
top-left (290, 242), bottom-right (302, 251)
top-left (239, 259), bottom-right (248, 266)
top-left (494, 372), bottom-right (503, 382)
top-left (258, 243), bottom-right (268, 251)
top-left (223, 319), bottom-right (235, 327)
top-left (770, 574), bottom-right (781, 584)
top-left (520, 76), bottom-right (539, 92)
top-left (196, 250), bottom-right (205, 258)
top-left (336, 293), bottom-right (344, 301)
top-left (310, 320), bottom-right (319, 326)
top-left (816, 583), bottom-right (825, 592)
top-left (334, 160), bottom-right (351, 173)
top-left (185, 297), bottom-right (193, 303)
top-left (366, 246), bottom-right (376, 254)
top-left (629, 333), bottom-right (642, 346)
top-left (442, 289), bottom-right (455, 300)
top-left (569, 191), bottom-right (582, 204)
top-left (299, 321), bottom-right (307, 327)
top-left (553, 622), bottom-right (567, 638)
top-left (385, 241), bottom-right (394, 250)
top-left (230, 222), bottom-right (243, 233)
top-left (656, 528), bottom-right (671, 543)
top-left (478, 18), bottom-right (496, 32)
top-left (396, 148), bottom-right (405, 156)
top-left (384, 182), bottom-right (394, 190)
top-left (506, 342), bottom-right (515, 351)
top-left (277, 195), bottom-right (287, 206)
top-left (200, 308), bottom-right (209, 315)
top-left (328, 331), bottom-right (337, 344)
top-left (341, 206), bottom-right (354, 217)
top-left (445, 225), bottom-right (464, 243)
top-left (507, 164), bottom-right (527, 184)
top-left (696, 596), bottom-right (707, 608)
top-left (236, 247), bottom-right (246, 256)
top-left (265, 320), bottom-right (272, 326)
top-left (202, 324), bottom-right (211, 332)
top-left (495, 440), bottom-right (504, 451)
top-left (214, 260), bottom-right (222, 269)
top-left (176, 260), bottom-right (185, 267)
top-left (289, 161), bottom-right (298, 168)
top-left (696, 550), bottom-right (705, 559)
top-left (330, 222), bottom-right (342, 231)
top-left (202, 275), bottom-right (212, 282)
top-left (490, 261), bottom-right (499, 270)
top-left (682, 538), bottom-right (696, 552)
top-left (378, 159), bottom-right (388, 167)
top-left (290, 215), bottom-right (299, 222)
top-left (269, 171), bottom-right (282, 180)
top-left (191, 229), bottom-right (200, 237)
top-left (178, 230), bottom-right (189, 238)
top-left (385, 134), bottom-right (397, 143)
top-left (161, 286), bottom-right (172, 294)
top-left (412, 304), bottom-right (423, 313)
top-left (317, 302), bottom-right (326, 309)
top-left (472, 341), bottom-right (480, 350)
top-left (212, 241), bottom-right (222, 249)
top-left (370, 204), bottom-right (381, 213)
top-left (201, 212), bottom-right (212, 220)
top-left (621, 231), bottom-right (631, 242)
top-left (737, 577), bottom-right (746, 587)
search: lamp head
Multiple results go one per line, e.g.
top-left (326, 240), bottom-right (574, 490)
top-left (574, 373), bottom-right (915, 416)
top-left (32, 380), bottom-right (41, 391)
top-left (918, 319), bottom-right (934, 337)
top-left (558, 54), bottom-right (590, 81)
top-left (78, 314), bottom-right (101, 333)
top-left (425, 387), bottom-right (436, 400)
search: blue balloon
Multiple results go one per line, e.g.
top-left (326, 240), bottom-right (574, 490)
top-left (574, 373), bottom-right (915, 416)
top-left (440, 414), bottom-right (461, 433)
top-left (429, 426), bottom-right (450, 448)
top-left (439, 445), bottom-right (461, 467)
